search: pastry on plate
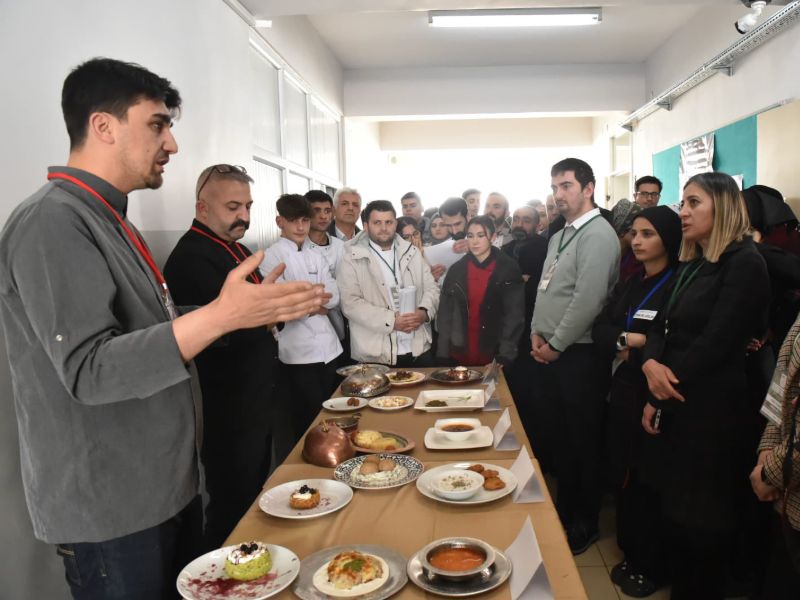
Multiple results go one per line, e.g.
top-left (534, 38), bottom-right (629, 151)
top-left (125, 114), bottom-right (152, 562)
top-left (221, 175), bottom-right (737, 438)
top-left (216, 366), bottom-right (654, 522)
top-left (289, 484), bottom-right (321, 509)
top-left (327, 550), bottom-right (384, 590)
top-left (224, 541), bottom-right (272, 581)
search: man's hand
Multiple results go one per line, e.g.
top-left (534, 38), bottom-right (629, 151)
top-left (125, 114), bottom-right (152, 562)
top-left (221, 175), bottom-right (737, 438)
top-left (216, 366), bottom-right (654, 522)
top-left (642, 402), bottom-right (660, 435)
top-left (431, 264), bottom-right (446, 282)
top-left (453, 239), bottom-right (468, 254)
top-left (394, 310), bottom-right (426, 333)
top-left (532, 343), bottom-right (560, 364)
top-left (531, 334), bottom-right (546, 353)
top-left (642, 359), bottom-right (685, 401)
top-left (626, 332), bottom-right (646, 349)
top-left (172, 252), bottom-right (327, 361)
top-left (749, 463), bottom-right (780, 502)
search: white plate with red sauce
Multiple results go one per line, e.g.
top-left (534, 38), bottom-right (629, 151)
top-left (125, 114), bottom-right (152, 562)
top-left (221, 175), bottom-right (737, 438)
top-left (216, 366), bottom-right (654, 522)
top-left (177, 543), bottom-right (299, 600)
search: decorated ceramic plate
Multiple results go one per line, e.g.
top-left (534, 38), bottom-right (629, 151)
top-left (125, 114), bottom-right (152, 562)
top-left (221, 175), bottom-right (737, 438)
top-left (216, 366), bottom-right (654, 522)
top-left (333, 454), bottom-right (424, 490)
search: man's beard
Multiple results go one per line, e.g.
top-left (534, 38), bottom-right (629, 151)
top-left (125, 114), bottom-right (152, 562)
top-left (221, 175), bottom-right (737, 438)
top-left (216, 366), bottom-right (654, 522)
top-left (511, 227), bottom-right (529, 241)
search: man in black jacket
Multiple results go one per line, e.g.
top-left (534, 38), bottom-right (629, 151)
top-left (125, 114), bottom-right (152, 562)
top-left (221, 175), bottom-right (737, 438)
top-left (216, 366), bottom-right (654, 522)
top-left (164, 165), bottom-right (280, 550)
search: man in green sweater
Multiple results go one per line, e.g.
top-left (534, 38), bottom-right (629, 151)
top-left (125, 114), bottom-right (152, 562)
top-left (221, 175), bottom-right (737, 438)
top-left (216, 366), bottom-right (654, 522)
top-left (531, 158), bottom-right (620, 554)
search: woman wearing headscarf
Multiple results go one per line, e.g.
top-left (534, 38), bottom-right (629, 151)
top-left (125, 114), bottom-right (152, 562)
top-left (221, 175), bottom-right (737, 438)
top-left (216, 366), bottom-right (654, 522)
top-left (436, 216), bottom-right (524, 366)
top-left (611, 198), bottom-right (643, 283)
top-left (639, 172), bottom-right (770, 599)
top-left (592, 206), bottom-right (681, 597)
top-left (427, 212), bottom-right (451, 246)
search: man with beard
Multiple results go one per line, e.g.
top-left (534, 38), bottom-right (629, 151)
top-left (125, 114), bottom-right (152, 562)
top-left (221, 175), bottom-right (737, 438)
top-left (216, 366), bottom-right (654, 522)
top-left (337, 200), bottom-right (439, 367)
top-left (484, 192), bottom-right (512, 247)
top-left (164, 164), bottom-right (282, 549)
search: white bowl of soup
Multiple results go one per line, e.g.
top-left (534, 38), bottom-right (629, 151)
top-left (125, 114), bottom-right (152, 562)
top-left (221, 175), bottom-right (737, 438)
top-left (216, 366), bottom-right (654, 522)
top-left (434, 418), bottom-right (481, 442)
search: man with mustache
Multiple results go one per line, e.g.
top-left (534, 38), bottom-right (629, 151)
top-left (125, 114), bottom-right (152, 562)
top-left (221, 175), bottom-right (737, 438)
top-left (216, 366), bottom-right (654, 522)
top-left (164, 164), bottom-right (281, 550)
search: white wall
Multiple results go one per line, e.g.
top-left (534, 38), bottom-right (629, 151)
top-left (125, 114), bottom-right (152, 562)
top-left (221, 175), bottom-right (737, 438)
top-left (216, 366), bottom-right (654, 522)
top-left (632, 4), bottom-right (800, 178)
top-left (344, 63), bottom-right (645, 118)
top-left (0, 1), bottom-right (343, 598)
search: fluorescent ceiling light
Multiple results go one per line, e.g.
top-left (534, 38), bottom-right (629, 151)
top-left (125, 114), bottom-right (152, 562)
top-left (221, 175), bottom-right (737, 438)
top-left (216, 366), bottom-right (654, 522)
top-left (254, 19), bottom-right (273, 28)
top-left (429, 8), bottom-right (602, 28)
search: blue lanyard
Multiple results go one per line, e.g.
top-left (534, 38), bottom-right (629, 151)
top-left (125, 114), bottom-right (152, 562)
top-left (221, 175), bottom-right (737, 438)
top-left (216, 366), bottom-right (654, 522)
top-left (626, 269), bottom-right (673, 330)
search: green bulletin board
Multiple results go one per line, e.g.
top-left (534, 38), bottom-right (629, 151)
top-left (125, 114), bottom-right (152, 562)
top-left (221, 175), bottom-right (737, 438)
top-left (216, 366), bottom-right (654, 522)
top-left (652, 115), bottom-right (757, 205)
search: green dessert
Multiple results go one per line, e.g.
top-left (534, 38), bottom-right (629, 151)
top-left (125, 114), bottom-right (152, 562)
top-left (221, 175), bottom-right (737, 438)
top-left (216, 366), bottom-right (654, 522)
top-left (224, 541), bottom-right (272, 581)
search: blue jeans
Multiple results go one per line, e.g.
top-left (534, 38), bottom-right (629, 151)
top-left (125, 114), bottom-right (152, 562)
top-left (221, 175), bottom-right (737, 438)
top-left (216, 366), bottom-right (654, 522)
top-left (56, 496), bottom-right (202, 600)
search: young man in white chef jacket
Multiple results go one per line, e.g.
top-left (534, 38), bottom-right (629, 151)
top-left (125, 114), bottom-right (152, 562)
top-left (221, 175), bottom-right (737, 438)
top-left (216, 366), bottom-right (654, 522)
top-left (261, 194), bottom-right (343, 456)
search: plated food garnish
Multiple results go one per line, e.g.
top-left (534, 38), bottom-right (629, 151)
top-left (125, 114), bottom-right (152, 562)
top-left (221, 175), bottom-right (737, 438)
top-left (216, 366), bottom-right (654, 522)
top-left (300, 546), bottom-right (400, 599)
top-left (289, 484), bottom-right (320, 510)
top-left (368, 395), bottom-right (414, 410)
top-left (416, 463), bottom-right (517, 505)
top-left (352, 430), bottom-right (401, 451)
top-left (350, 455), bottom-right (407, 486)
top-left (225, 541), bottom-right (273, 581)
top-left (346, 397), bottom-right (361, 407)
top-left (326, 551), bottom-right (384, 590)
top-left (425, 399), bottom-right (447, 407)
top-left (386, 370), bottom-right (425, 386)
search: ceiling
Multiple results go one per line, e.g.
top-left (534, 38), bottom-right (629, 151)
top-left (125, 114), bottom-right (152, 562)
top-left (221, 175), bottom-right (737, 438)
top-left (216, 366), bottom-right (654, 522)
top-left (240, 1), bottom-right (763, 69)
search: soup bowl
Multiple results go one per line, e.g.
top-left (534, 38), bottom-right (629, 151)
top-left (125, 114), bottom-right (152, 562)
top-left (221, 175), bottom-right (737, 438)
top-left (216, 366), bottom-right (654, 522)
top-left (434, 418), bottom-right (482, 442)
top-left (419, 537), bottom-right (495, 581)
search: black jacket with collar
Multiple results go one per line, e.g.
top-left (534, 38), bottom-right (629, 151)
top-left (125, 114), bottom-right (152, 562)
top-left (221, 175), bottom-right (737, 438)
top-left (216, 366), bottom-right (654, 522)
top-left (436, 247), bottom-right (524, 365)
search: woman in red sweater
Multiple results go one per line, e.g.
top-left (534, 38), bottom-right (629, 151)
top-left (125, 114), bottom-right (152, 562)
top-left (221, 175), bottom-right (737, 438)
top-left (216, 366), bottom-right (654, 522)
top-left (436, 216), bottom-right (524, 366)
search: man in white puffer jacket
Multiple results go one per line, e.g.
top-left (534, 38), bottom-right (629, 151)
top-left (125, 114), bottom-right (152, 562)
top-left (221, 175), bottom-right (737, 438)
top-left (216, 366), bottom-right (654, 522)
top-left (337, 200), bottom-right (440, 367)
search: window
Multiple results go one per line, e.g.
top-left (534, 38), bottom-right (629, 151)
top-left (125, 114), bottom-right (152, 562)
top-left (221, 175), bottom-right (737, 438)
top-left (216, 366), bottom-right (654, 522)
top-left (283, 76), bottom-right (309, 168)
top-left (249, 48), bottom-right (280, 155)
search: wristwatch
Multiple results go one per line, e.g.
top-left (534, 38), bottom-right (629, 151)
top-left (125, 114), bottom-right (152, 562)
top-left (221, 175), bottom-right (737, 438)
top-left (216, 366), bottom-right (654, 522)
top-left (616, 332), bottom-right (629, 351)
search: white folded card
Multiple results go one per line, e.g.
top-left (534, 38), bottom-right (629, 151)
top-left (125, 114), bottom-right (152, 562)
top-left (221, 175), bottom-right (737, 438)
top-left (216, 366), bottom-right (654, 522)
top-left (482, 380), bottom-right (501, 411)
top-left (492, 408), bottom-right (521, 450)
top-left (507, 516), bottom-right (553, 600)
top-left (510, 446), bottom-right (544, 503)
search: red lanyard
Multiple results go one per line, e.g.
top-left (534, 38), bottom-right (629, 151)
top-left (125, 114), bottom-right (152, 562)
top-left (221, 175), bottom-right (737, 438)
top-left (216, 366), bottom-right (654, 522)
top-left (190, 226), bottom-right (262, 284)
top-left (47, 172), bottom-right (170, 297)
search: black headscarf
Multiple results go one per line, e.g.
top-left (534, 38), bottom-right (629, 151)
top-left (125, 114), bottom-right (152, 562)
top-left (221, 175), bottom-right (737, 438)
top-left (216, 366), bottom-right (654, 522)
top-left (635, 205), bottom-right (682, 265)
top-left (743, 184), bottom-right (796, 235)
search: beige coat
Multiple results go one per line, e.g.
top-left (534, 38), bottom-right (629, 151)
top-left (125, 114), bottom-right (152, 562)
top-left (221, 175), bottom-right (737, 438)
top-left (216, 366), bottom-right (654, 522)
top-left (337, 232), bottom-right (439, 365)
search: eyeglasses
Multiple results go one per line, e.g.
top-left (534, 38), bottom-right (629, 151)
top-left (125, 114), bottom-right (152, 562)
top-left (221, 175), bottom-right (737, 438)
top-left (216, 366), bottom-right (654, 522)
top-left (401, 230), bottom-right (422, 241)
top-left (196, 164), bottom-right (248, 199)
top-left (634, 191), bottom-right (661, 200)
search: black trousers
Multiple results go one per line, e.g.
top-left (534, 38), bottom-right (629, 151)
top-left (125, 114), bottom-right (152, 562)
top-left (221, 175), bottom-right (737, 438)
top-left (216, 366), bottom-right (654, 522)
top-left (665, 519), bottom-right (731, 600)
top-left (275, 357), bottom-right (341, 461)
top-left (756, 514), bottom-right (800, 599)
top-left (536, 343), bottom-right (608, 528)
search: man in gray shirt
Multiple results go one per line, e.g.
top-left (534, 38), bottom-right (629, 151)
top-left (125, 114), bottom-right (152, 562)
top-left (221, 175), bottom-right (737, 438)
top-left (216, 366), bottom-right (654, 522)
top-left (530, 158), bottom-right (620, 555)
top-left (0, 58), bottom-right (325, 599)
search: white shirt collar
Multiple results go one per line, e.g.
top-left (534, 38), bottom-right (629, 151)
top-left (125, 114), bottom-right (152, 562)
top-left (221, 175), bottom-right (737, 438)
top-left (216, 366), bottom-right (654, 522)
top-left (566, 207), bottom-right (601, 230)
top-left (278, 236), bottom-right (305, 251)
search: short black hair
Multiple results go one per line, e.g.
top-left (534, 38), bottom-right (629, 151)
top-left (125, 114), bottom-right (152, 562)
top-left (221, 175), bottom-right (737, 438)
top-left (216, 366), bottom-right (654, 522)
top-left (467, 215), bottom-right (496, 237)
top-left (401, 192), bottom-right (420, 202)
top-left (363, 200), bottom-right (396, 222)
top-left (635, 175), bottom-right (663, 193)
top-left (396, 216), bottom-right (423, 234)
top-left (551, 158), bottom-right (595, 201)
top-left (276, 194), bottom-right (312, 220)
top-left (62, 57), bottom-right (181, 150)
top-left (440, 197), bottom-right (468, 218)
top-left (305, 189), bottom-right (333, 206)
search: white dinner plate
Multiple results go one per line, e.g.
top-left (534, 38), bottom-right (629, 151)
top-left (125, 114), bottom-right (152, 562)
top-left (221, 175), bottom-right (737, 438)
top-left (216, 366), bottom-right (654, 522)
top-left (258, 479), bottom-right (353, 520)
top-left (323, 396), bottom-right (368, 412)
top-left (423, 426), bottom-right (494, 450)
top-left (414, 389), bottom-right (485, 412)
top-left (416, 463), bottom-right (518, 506)
top-left (176, 543), bottom-right (300, 600)
top-left (368, 395), bottom-right (414, 411)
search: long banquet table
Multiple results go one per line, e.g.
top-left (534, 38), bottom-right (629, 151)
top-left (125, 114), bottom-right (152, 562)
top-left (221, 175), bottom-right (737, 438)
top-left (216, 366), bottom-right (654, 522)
top-left (225, 368), bottom-right (587, 599)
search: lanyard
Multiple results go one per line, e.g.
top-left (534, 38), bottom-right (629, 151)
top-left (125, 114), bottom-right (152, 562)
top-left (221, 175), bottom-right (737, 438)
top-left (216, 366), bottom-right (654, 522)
top-left (557, 214), bottom-right (602, 256)
top-left (664, 259), bottom-right (705, 335)
top-left (370, 243), bottom-right (399, 285)
top-left (47, 172), bottom-right (173, 304)
top-left (190, 226), bottom-right (262, 284)
top-left (626, 269), bottom-right (673, 330)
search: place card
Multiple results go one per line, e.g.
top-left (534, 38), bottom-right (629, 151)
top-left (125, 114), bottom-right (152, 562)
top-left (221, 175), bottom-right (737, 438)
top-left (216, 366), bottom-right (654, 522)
top-left (506, 516), bottom-right (553, 600)
top-left (492, 408), bottom-right (521, 450)
top-left (510, 446), bottom-right (544, 503)
top-left (482, 380), bottom-right (501, 412)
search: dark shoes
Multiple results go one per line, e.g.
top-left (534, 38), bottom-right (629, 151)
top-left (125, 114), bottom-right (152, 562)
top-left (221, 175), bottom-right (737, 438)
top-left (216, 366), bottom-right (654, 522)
top-left (567, 522), bottom-right (599, 555)
top-left (611, 560), bottom-right (659, 598)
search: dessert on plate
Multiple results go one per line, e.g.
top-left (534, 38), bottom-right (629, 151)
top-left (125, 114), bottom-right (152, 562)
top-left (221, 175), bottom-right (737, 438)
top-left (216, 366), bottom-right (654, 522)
top-left (289, 484), bottom-right (321, 509)
top-left (224, 541), bottom-right (272, 581)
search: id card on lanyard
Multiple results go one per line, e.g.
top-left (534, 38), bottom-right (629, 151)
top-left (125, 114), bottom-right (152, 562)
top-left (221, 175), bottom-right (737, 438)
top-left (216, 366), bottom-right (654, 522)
top-left (538, 214), bottom-right (602, 292)
top-left (761, 365), bottom-right (786, 426)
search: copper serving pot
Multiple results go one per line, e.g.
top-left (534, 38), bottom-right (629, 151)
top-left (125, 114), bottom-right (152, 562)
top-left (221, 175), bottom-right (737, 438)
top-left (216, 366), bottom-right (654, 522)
top-left (302, 419), bottom-right (356, 467)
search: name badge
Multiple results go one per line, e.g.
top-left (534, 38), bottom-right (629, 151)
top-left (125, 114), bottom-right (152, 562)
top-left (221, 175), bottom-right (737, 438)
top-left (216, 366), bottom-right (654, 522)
top-left (633, 309), bottom-right (658, 321)
top-left (538, 259), bottom-right (558, 292)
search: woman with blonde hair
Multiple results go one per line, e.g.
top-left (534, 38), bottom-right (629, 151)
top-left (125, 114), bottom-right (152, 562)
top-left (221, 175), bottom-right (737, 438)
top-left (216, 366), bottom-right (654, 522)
top-left (639, 172), bottom-right (770, 599)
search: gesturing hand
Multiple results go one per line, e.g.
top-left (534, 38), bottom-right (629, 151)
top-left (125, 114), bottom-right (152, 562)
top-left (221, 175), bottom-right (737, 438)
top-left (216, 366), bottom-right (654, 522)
top-left (642, 359), bottom-right (685, 401)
